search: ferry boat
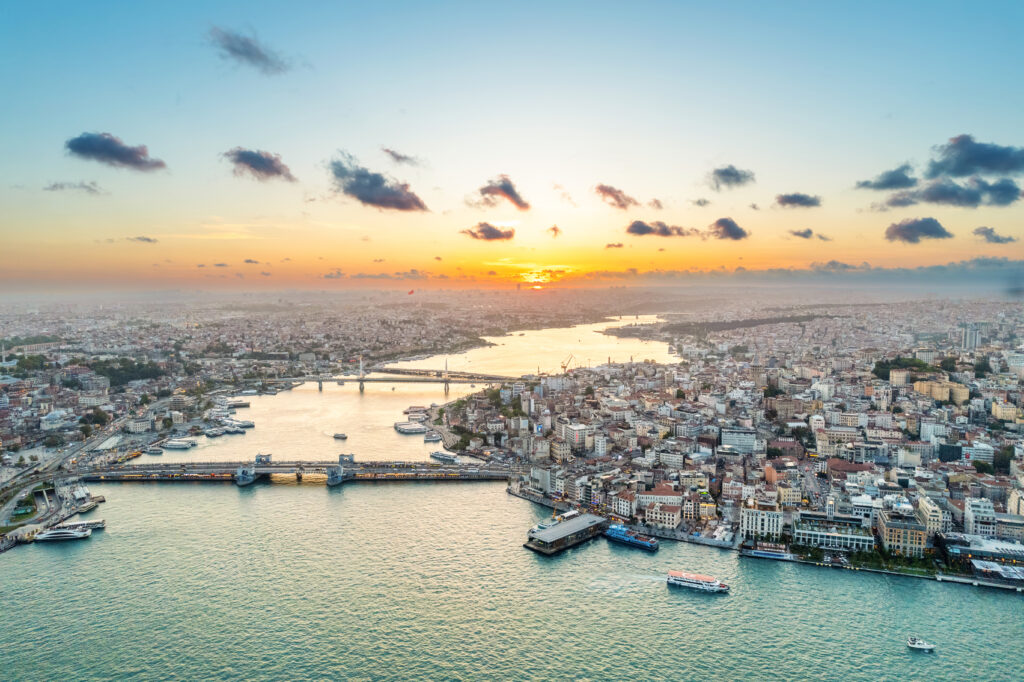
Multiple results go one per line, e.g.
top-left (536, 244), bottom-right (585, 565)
top-left (604, 524), bottom-right (659, 551)
top-left (424, 432), bottom-right (442, 443)
top-left (406, 412), bottom-right (429, 422)
top-left (528, 518), bottom-right (559, 538)
top-left (204, 428), bottom-right (225, 438)
top-left (162, 438), bottom-right (197, 450)
top-left (333, 433), bottom-right (348, 440)
top-left (430, 451), bottom-right (459, 464)
top-left (146, 446), bottom-right (163, 455)
top-left (906, 636), bottom-right (935, 652)
top-left (35, 527), bottom-right (92, 542)
top-left (667, 570), bottom-right (729, 593)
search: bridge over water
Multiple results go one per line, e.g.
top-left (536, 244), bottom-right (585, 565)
top-left (79, 455), bottom-right (511, 487)
top-left (265, 359), bottom-right (518, 392)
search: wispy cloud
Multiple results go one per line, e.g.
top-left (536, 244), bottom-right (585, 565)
top-left (605, 242), bottom-right (624, 248)
top-left (691, 198), bottom-right (711, 207)
top-left (223, 147), bottom-right (296, 182)
top-left (475, 175), bottom-right (530, 210)
top-left (329, 152), bottom-right (427, 211)
top-left (789, 229), bottom-right (831, 241)
top-left (382, 147), bottom-right (419, 165)
top-left (323, 269), bottom-right (345, 279)
top-left (595, 183), bottom-right (639, 210)
top-left (856, 163), bottom-right (917, 190)
top-left (626, 220), bottom-right (698, 237)
top-left (44, 181), bottom-right (103, 195)
top-left (973, 226), bottom-right (1017, 244)
top-left (461, 222), bottom-right (515, 240)
top-left (208, 27), bottom-right (289, 75)
top-left (648, 198), bottom-right (664, 210)
top-left (548, 225), bottom-right (562, 238)
top-left (126, 236), bottom-right (158, 243)
top-left (65, 132), bottom-right (165, 171)
top-left (882, 177), bottom-right (1021, 209)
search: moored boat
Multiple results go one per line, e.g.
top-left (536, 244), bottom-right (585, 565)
top-left (333, 433), bottom-right (348, 440)
top-left (430, 451), bottom-right (458, 464)
top-left (35, 527), bottom-right (92, 542)
top-left (604, 524), bottom-right (659, 551)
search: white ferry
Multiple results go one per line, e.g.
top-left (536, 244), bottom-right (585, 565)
top-left (429, 451), bottom-right (459, 464)
top-left (35, 527), bottom-right (92, 542)
top-left (394, 422), bottom-right (428, 435)
top-left (424, 432), bottom-right (442, 442)
top-left (162, 438), bottom-right (197, 449)
top-left (667, 570), bottom-right (730, 593)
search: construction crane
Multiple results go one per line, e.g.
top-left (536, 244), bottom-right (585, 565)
top-left (560, 353), bottom-right (575, 374)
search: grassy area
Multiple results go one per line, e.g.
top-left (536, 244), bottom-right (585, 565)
top-left (0, 523), bottom-right (23, 535)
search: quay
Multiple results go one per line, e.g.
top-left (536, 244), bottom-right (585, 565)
top-left (524, 513), bottom-right (608, 556)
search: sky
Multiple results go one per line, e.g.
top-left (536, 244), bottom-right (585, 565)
top-left (1, 0), bottom-right (1023, 291)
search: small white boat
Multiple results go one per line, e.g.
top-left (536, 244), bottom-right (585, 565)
top-left (906, 636), bottom-right (935, 652)
top-left (35, 527), bottom-right (92, 542)
top-left (333, 433), bottom-right (348, 440)
top-left (667, 570), bottom-right (729, 593)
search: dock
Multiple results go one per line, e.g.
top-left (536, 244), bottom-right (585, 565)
top-left (524, 513), bottom-right (608, 556)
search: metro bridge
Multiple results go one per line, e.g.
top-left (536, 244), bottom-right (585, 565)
top-left (78, 454), bottom-right (511, 487)
top-left (266, 366), bottom-right (518, 392)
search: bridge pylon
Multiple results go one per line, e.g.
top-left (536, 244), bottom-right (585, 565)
top-left (327, 454), bottom-right (354, 486)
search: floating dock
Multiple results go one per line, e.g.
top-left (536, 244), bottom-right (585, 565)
top-left (524, 513), bottom-right (608, 556)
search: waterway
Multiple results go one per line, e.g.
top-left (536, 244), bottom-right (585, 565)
top-left (2, 318), bottom-right (1022, 680)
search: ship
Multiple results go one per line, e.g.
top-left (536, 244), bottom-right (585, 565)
top-left (906, 636), bottom-right (935, 652)
top-left (430, 451), bottom-right (459, 464)
top-left (35, 527), bottom-right (92, 542)
top-left (394, 422), bottom-right (428, 435)
top-left (204, 428), bottom-right (225, 438)
top-left (146, 446), bottom-right (164, 455)
top-left (162, 438), bottom-right (197, 449)
top-left (424, 432), bottom-right (442, 442)
top-left (333, 433), bottom-right (348, 440)
top-left (604, 524), bottom-right (659, 551)
top-left (667, 570), bottom-right (729, 593)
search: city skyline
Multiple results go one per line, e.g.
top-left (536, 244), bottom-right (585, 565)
top-left (3, 1), bottom-right (1024, 291)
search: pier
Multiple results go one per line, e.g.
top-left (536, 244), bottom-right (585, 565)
top-left (78, 455), bottom-right (511, 487)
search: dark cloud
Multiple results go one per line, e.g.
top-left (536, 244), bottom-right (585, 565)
top-left (382, 147), bottom-right (419, 166)
top-left (973, 226), bottom-right (1018, 244)
top-left (65, 132), bottom-right (166, 171)
top-left (605, 242), bottom-right (624, 249)
top-left (595, 184), bottom-right (639, 210)
top-left (749, 203), bottom-right (760, 210)
top-left (126, 236), bottom-right (158, 243)
top-left (477, 175), bottom-right (530, 210)
top-left (648, 198), bottom-right (664, 210)
top-left (811, 260), bottom-right (870, 272)
top-left (461, 222), bottom-right (514, 240)
top-left (776, 192), bottom-right (822, 208)
top-left (707, 217), bottom-right (749, 240)
top-left (548, 225), bottom-right (562, 237)
top-left (789, 229), bottom-right (813, 239)
top-left (329, 152), bottom-right (427, 211)
top-left (709, 165), bottom-right (755, 191)
top-left (243, 258), bottom-right (259, 264)
top-left (223, 147), bottom-right (296, 182)
top-left (208, 27), bottom-right (289, 75)
top-left (855, 163), bottom-right (918, 190)
top-left (884, 217), bottom-right (953, 243)
top-left (214, 263), bottom-right (228, 267)
top-left (691, 198), bottom-right (711, 207)
top-left (884, 177), bottom-right (1021, 208)
top-left (44, 181), bottom-right (103, 195)
top-left (626, 220), bottom-right (699, 237)
top-left (323, 269), bottom-right (346, 279)
top-left (925, 134), bottom-right (1024, 179)
top-left (817, 233), bottom-right (833, 242)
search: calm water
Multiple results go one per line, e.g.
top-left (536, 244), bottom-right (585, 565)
top-left (2, 319), bottom-right (1022, 680)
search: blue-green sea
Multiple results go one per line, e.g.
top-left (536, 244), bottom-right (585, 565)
top-left (2, 481), bottom-right (1022, 680)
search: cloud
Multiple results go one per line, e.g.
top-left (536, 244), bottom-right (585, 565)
top-left (810, 260), bottom-right (871, 272)
top-left (548, 225), bottom-right (562, 237)
top-left (235, 272), bottom-right (245, 279)
top-left (626, 220), bottom-right (699, 237)
top-left (884, 177), bottom-right (1021, 208)
top-left (382, 147), bottom-right (419, 166)
top-left (648, 198), bottom-right (664, 210)
top-left (243, 258), bottom-right (259, 264)
top-left (856, 163), bottom-right (917, 190)
top-left (372, 258), bottom-right (385, 263)
top-left (554, 184), bottom-right (577, 207)
top-left (776, 192), bottom-right (822, 208)
top-left (605, 242), bottom-right (624, 249)
top-left (214, 263), bottom-right (228, 267)
top-left (434, 255), bottom-right (442, 261)
top-left (323, 269), bottom-right (346, 279)
top-left (707, 217), bottom-right (749, 240)
top-left (223, 147), bottom-right (296, 182)
top-left (260, 271), bottom-right (271, 277)
top-left (749, 203), bottom-right (760, 210)
top-left (208, 27), bottom-right (289, 75)
top-left (973, 226), bottom-right (1018, 244)
top-left (44, 181), bottom-right (103, 195)
top-left (925, 134), bottom-right (1024, 178)
top-left (594, 184), bottom-right (639, 210)
top-left (126, 236), bottom-right (158, 243)
top-left (789, 229), bottom-right (813, 239)
top-left (350, 269), bottom-right (430, 280)
top-left (817, 233), bottom-right (833, 242)
top-left (709, 165), bottom-right (755, 191)
top-left (486, 270), bottom-right (497, 276)
top-left (461, 222), bottom-right (514, 240)
top-left (884, 217), bottom-right (953, 243)
top-left (65, 132), bottom-right (166, 171)
top-left (197, 264), bottom-right (206, 268)
top-left (329, 152), bottom-right (427, 211)
top-left (473, 175), bottom-right (530, 210)
top-left (691, 198), bottom-right (711, 207)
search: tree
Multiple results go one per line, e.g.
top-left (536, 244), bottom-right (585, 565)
top-left (162, 417), bottom-right (174, 430)
top-left (972, 460), bottom-right (994, 475)
top-left (675, 388), bottom-right (685, 399)
top-left (974, 358), bottom-right (992, 378)
top-left (43, 434), bottom-right (64, 448)
top-left (80, 424), bottom-right (92, 438)
top-left (584, 386), bottom-right (595, 396)
top-left (939, 357), bottom-right (956, 372)
top-left (994, 446), bottom-right (1014, 475)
